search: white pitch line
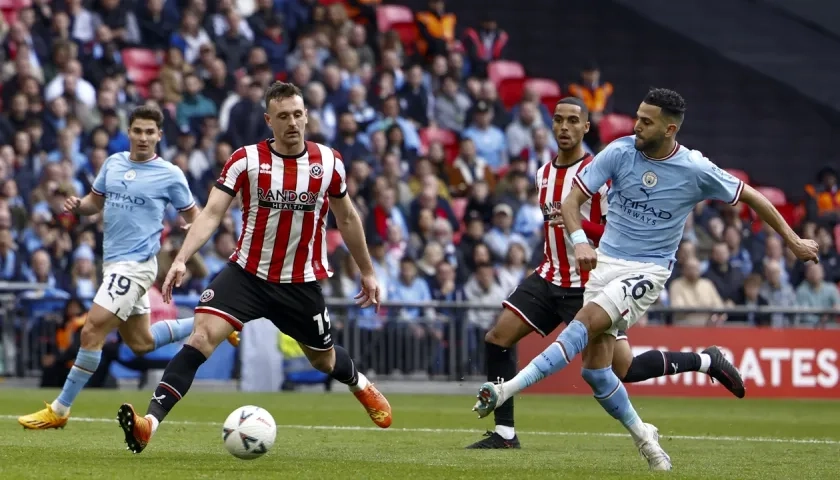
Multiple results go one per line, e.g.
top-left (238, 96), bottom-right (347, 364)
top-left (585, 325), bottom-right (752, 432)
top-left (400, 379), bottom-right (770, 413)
top-left (2, 414), bottom-right (838, 446)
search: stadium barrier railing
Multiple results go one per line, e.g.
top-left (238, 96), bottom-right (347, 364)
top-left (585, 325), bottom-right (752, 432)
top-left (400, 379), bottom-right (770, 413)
top-left (3, 290), bottom-right (839, 398)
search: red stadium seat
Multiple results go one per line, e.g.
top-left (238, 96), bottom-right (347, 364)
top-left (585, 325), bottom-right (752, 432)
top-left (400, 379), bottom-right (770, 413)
top-left (325, 229), bottom-right (344, 255)
top-left (487, 60), bottom-right (525, 87)
top-left (391, 22), bottom-right (418, 52)
top-left (127, 67), bottom-right (160, 86)
top-left (598, 113), bottom-right (635, 145)
top-left (122, 48), bottom-right (159, 69)
top-left (376, 5), bottom-right (413, 32)
top-left (498, 77), bottom-right (525, 109)
top-left (524, 78), bottom-right (561, 98)
top-left (725, 168), bottom-right (751, 185)
top-left (540, 94), bottom-right (562, 112)
top-left (755, 186), bottom-right (786, 206)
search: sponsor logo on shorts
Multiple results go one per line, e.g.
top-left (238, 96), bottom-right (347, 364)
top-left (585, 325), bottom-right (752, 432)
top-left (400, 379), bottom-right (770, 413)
top-left (199, 289), bottom-right (215, 303)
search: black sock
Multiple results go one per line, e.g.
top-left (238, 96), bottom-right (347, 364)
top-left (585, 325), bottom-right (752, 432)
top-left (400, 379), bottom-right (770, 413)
top-left (486, 342), bottom-right (516, 428)
top-left (146, 344), bottom-right (206, 422)
top-left (330, 345), bottom-right (359, 386)
top-left (622, 350), bottom-right (702, 383)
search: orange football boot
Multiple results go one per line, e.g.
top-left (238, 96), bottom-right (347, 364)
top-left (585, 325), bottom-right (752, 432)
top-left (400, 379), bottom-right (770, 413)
top-left (117, 403), bottom-right (153, 453)
top-left (353, 383), bottom-right (392, 428)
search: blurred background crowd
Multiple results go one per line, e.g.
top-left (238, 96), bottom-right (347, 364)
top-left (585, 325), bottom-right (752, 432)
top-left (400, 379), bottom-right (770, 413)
top-left (0, 0), bottom-right (837, 363)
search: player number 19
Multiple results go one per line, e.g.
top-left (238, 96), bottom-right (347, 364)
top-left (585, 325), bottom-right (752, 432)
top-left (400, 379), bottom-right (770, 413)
top-left (312, 310), bottom-right (332, 335)
top-left (107, 273), bottom-right (132, 296)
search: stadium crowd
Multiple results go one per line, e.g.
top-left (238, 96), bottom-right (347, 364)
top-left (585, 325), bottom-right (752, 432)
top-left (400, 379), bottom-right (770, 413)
top-left (0, 0), bottom-right (838, 355)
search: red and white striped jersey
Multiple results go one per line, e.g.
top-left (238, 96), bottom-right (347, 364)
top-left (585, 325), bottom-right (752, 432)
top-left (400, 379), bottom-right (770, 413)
top-left (215, 140), bottom-right (346, 283)
top-left (535, 155), bottom-right (609, 288)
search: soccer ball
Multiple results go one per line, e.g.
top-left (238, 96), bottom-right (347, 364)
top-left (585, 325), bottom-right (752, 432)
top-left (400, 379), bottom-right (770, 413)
top-left (222, 405), bottom-right (277, 460)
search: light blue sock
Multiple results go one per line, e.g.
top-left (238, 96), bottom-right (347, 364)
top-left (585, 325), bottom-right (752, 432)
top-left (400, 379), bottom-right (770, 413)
top-left (505, 320), bottom-right (589, 394)
top-left (582, 366), bottom-right (647, 441)
top-left (150, 317), bottom-right (194, 350)
top-left (55, 348), bottom-right (102, 412)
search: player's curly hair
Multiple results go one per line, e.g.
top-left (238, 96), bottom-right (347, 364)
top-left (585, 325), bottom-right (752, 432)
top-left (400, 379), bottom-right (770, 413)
top-left (644, 88), bottom-right (686, 123)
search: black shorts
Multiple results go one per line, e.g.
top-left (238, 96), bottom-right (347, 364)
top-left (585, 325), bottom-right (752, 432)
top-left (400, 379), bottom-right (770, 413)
top-left (195, 263), bottom-right (333, 351)
top-left (503, 273), bottom-right (627, 339)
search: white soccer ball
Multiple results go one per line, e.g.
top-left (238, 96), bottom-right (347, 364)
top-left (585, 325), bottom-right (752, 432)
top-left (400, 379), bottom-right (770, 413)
top-left (222, 405), bottom-right (277, 460)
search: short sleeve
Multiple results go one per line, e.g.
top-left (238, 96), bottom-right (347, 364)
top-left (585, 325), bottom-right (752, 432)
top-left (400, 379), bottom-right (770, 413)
top-left (92, 161), bottom-right (107, 196)
top-left (328, 149), bottom-right (347, 198)
top-left (573, 144), bottom-right (621, 198)
top-left (696, 152), bottom-right (743, 205)
top-left (215, 147), bottom-right (248, 197)
top-left (169, 168), bottom-right (196, 211)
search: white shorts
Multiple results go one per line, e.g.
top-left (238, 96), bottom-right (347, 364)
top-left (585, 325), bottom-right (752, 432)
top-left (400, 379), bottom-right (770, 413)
top-left (584, 251), bottom-right (672, 338)
top-left (93, 257), bottom-right (158, 321)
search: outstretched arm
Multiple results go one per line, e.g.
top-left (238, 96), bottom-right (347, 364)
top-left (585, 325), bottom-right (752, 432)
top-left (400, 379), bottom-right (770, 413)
top-left (739, 184), bottom-right (819, 263)
top-left (173, 189), bottom-right (232, 263)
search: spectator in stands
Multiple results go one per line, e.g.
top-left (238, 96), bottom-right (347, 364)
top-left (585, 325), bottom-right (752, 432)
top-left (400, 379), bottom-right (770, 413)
top-left (723, 224), bottom-right (753, 276)
top-left (433, 74), bottom-right (471, 133)
top-left (461, 14), bottom-right (508, 77)
top-left (795, 263), bottom-right (840, 326)
top-left (389, 256), bottom-right (433, 321)
top-left (483, 204), bottom-right (529, 263)
top-left (804, 166), bottom-right (839, 226)
top-left (366, 184), bottom-right (408, 246)
top-left (518, 127), bottom-right (556, 179)
top-left (467, 80), bottom-right (509, 129)
top-left (704, 242), bottom-right (745, 303)
top-left (170, 9), bottom-right (211, 64)
top-left (762, 235), bottom-right (790, 284)
top-left (729, 273), bottom-right (771, 326)
top-left (136, 0), bottom-right (175, 50)
top-left (497, 241), bottom-right (529, 295)
top-left (505, 101), bottom-right (546, 158)
top-left (415, 0), bottom-right (456, 59)
top-left (398, 64), bottom-right (431, 129)
top-left (668, 256), bottom-right (726, 326)
top-left (446, 138), bottom-right (495, 198)
top-left (215, 11), bottom-right (253, 73)
top-left (366, 95), bottom-right (420, 154)
top-left (760, 260), bottom-right (796, 327)
top-left (462, 101), bottom-right (507, 170)
top-left (815, 225), bottom-right (840, 282)
top-left (567, 62), bottom-right (614, 149)
top-left (227, 79), bottom-right (272, 147)
top-left (0, 227), bottom-right (24, 282)
top-left (464, 262), bottom-right (506, 331)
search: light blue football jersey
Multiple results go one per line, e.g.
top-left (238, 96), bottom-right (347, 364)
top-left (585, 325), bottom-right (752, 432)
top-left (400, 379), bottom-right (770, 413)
top-left (92, 152), bottom-right (195, 262)
top-left (575, 136), bottom-right (743, 268)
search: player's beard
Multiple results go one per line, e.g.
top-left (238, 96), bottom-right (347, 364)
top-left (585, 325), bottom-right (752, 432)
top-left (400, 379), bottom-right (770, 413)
top-left (634, 135), bottom-right (661, 155)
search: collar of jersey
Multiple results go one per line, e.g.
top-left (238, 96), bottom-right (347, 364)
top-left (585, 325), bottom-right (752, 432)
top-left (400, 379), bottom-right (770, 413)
top-left (640, 142), bottom-right (680, 161)
top-left (551, 153), bottom-right (590, 169)
top-left (266, 139), bottom-right (307, 159)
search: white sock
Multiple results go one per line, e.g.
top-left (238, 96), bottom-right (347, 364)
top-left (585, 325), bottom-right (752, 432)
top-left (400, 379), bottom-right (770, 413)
top-left (350, 372), bottom-right (369, 393)
top-left (626, 419), bottom-right (649, 444)
top-left (495, 425), bottom-right (515, 440)
top-left (51, 400), bottom-right (69, 417)
top-left (699, 353), bottom-right (712, 373)
top-left (146, 414), bottom-right (159, 434)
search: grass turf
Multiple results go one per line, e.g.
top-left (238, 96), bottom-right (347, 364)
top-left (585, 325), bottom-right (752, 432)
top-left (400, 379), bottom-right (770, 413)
top-left (0, 388), bottom-right (837, 479)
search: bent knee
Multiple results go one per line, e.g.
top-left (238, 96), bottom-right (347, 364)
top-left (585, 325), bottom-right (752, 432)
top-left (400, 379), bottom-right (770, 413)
top-left (308, 354), bottom-right (334, 373)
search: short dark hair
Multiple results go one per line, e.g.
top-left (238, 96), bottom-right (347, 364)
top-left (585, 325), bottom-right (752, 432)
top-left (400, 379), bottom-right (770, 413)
top-left (128, 105), bottom-right (164, 128)
top-left (264, 81), bottom-right (303, 107)
top-left (555, 97), bottom-right (589, 120)
top-left (643, 88), bottom-right (686, 124)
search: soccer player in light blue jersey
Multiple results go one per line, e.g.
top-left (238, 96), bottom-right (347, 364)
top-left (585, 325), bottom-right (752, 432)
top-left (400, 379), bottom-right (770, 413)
top-left (18, 106), bottom-right (216, 430)
top-left (472, 89), bottom-right (820, 470)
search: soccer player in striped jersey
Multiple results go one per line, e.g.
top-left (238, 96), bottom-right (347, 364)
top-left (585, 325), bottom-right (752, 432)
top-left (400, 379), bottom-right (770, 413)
top-left (116, 82), bottom-right (391, 454)
top-left (17, 106), bottom-right (238, 430)
top-left (474, 89), bottom-right (820, 470)
top-left (466, 97), bottom-right (744, 450)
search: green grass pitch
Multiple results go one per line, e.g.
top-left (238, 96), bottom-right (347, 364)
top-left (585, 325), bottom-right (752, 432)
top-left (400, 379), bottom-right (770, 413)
top-left (0, 388), bottom-right (838, 479)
